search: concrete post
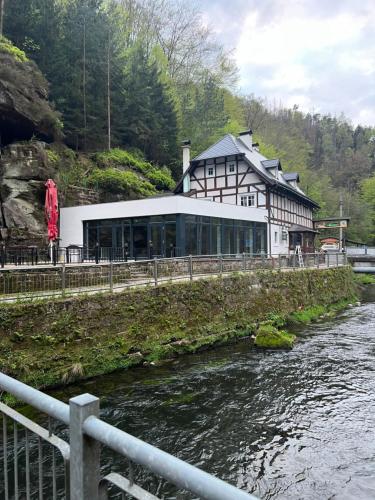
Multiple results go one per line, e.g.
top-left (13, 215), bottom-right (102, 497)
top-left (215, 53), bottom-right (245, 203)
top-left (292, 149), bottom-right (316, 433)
top-left (189, 255), bottom-right (193, 281)
top-left (109, 262), bottom-right (113, 292)
top-left (154, 258), bottom-right (158, 286)
top-left (69, 394), bottom-right (100, 500)
top-left (61, 263), bottom-right (66, 297)
top-left (242, 252), bottom-right (246, 271)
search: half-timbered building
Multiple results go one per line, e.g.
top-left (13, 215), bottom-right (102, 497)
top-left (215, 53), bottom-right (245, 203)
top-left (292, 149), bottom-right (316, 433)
top-left (175, 130), bottom-right (319, 255)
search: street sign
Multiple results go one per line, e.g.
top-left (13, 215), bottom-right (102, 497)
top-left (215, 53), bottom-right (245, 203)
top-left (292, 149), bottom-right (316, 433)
top-left (315, 220), bottom-right (348, 229)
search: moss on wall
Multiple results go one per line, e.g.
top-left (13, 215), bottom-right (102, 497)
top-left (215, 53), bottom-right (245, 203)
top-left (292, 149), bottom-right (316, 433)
top-left (0, 267), bottom-right (356, 388)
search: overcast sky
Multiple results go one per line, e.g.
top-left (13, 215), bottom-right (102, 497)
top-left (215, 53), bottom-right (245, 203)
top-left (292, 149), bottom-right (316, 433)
top-left (200, 0), bottom-right (375, 127)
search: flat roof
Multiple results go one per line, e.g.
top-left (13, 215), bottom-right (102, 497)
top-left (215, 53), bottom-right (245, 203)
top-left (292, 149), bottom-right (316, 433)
top-left (60, 195), bottom-right (267, 223)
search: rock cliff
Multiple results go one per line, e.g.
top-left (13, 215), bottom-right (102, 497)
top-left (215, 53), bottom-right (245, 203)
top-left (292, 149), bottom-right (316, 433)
top-left (0, 37), bottom-right (61, 146)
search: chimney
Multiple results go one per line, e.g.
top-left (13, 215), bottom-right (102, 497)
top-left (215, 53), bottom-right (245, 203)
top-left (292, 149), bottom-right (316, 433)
top-left (238, 129), bottom-right (253, 150)
top-left (252, 142), bottom-right (259, 151)
top-left (182, 140), bottom-right (191, 173)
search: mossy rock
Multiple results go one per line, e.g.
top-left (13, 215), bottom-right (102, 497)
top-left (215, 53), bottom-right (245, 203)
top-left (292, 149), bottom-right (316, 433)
top-left (254, 324), bottom-right (295, 349)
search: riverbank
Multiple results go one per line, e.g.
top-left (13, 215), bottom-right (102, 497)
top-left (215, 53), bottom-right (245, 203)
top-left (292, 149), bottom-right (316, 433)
top-left (0, 267), bottom-right (356, 390)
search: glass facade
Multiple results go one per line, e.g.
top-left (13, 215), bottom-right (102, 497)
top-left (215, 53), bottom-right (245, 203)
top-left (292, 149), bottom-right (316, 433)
top-left (83, 214), bottom-right (267, 258)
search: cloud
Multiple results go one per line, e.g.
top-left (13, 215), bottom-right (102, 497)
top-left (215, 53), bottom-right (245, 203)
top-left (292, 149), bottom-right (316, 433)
top-left (200, 0), bottom-right (375, 126)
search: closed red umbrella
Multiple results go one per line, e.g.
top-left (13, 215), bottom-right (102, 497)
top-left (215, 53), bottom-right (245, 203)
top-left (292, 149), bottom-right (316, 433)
top-left (45, 179), bottom-right (59, 242)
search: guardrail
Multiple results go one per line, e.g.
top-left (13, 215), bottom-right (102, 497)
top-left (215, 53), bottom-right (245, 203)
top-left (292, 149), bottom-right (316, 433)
top-left (0, 252), bottom-right (347, 302)
top-left (0, 372), bottom-right (256, 499)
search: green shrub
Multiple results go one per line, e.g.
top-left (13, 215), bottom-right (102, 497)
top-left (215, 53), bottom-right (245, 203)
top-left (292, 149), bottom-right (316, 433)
top-left (0, 36), bottom-right (28, 62)
top-left (94, 148), bottom-right (153, 173)
top-left (46, 150), bottom-right (60, 164)
top-left (147, 168), bottom-right (175, 190)
top-left (87, 168), bottom-right (156, 197)
top-left (94, 148), bottom-right (175, 191)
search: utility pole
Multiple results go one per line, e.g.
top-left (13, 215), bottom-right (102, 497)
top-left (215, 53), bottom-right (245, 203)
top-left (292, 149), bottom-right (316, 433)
top-left (107, 31), bottom-right (111, 150)
top-left (339, 193), bottom-right (343, 251)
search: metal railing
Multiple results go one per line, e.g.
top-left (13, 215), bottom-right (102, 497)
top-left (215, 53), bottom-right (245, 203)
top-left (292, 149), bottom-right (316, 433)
top-left (0, 372), bottom-right (256, 500)
top-left (0, 246), bottom-right (181, 268)
top-left (0, 252), bottom-right (347, 302)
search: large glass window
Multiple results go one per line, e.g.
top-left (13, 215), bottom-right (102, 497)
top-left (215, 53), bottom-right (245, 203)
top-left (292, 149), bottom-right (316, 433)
top-left (83, 213), bottom-right (267, 259)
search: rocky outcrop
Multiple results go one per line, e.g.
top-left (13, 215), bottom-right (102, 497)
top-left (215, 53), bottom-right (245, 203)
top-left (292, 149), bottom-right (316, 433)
top-left (0, 37), bottom-right (61, 146)
top-left (0, 141), bottom-right (55, 245)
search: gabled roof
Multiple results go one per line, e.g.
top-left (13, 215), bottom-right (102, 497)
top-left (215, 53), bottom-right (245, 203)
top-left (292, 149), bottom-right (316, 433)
top-left (175, 133), bottom-right (319, 208)
top-left (192, 134), bottom-right (242, 161)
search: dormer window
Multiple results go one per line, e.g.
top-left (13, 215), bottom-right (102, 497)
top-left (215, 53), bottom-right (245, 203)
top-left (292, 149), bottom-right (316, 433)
top-left (228, 163), bottom-right (235, 173)
top-left (207, 166), bottom-right (215, 177)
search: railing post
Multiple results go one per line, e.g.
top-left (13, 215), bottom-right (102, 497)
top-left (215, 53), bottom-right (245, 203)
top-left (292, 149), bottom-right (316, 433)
top-left (327, 253), bottom-right (330, 267)
top-left (336, 252), bottom-right (339, 267)
top-left (278, 254), bottom-right (281, 269)
top-left (69, 394), bottom-right (100, 500)
top-left (95, 244), bottom-right (99, 265)
top-left (154, 257), bottom-right (158, 286)
top-left (189, 255), bottom-right (193, 281)
top-left (0, 244), bottom-right (4, 268)
top-left (61, 262), bottom-right (66, 297)
top-left (242, 252), bottom-right (246, 271)
top-left (109, 262), bottom-right (113, 292)
top-left (219, 254), bottom-right (223, 276)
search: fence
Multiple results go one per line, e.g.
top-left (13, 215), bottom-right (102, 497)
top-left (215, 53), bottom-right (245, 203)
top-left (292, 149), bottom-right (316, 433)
top-left (0, 252), bottom-right (347, 301)
top-left (0, 246), bottom-right (179, 268)
top-left (0, 372), bottom-right (256, 500)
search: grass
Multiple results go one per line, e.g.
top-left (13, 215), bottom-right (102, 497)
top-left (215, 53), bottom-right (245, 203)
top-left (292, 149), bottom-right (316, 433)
top-left (354, 273), bottom-right (375, 285)
top-left (287, 298), bottom-right (356, 325)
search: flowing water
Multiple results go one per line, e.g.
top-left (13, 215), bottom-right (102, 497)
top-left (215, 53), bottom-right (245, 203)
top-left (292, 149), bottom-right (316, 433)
top-left (50, 287), bottom-right (375, 499)
top-left (3, 289), bottom-right (375, 499)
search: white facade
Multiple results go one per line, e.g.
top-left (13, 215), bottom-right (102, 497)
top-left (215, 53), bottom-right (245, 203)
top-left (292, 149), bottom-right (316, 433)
top-left (60, 195), bottom-right (267, 248)
top-left (178, 133), bottom-right (317, 255)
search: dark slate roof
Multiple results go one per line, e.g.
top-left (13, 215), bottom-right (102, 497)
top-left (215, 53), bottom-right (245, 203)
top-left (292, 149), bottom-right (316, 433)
top-left (192, 134), bottom-right (242, 161)
top-left (174, 133), bottom-right (319, 208)
top-left (261, 159), bottom-right (281, 170)
top-left (284, 172), bottom-right (300, 182)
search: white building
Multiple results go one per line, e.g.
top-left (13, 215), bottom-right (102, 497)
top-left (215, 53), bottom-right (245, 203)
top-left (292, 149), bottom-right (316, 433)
top-left (60, 130), bottom-right (318, 258)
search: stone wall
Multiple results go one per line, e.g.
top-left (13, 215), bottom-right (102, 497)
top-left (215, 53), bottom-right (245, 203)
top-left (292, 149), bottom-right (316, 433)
top-left (0, 267), bottom-right (356, 388)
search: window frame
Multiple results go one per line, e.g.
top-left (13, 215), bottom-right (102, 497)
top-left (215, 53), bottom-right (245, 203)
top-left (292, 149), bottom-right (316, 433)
top-left (207, 166), bottom-right (215, 177)
top-left (240, 194), bottom-right (256, 207)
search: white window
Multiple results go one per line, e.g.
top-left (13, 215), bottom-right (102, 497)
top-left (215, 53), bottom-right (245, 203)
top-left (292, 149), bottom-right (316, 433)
top-left (207, 166), bottom-right (215, 177)
top-left (240, 194), bottom-right (256, 207)
top-left (228, 163), bottom-right (235, 173)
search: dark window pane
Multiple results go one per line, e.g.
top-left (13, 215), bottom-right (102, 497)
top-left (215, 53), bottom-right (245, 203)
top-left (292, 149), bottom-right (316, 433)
top-left (133, 225), bottom-right (148, 258)
top-left (99, 226), bottom-right (113, 247)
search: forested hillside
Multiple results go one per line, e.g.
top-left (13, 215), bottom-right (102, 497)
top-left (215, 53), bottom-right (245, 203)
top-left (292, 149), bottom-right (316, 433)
top-left (2, 0), bottom-right (375, 243)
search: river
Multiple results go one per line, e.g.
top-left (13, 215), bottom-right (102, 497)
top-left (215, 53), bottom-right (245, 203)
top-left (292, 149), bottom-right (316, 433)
top-left (48, 287), bottom-right (375, 499)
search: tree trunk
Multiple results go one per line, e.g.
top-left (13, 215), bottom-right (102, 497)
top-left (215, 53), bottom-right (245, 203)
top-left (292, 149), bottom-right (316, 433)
top-left (107, 31), bottom-right (111, 150)
top-left (0, 0), bottom-right (5, 36)
top-left (82, 15), bottom-right (87, 150)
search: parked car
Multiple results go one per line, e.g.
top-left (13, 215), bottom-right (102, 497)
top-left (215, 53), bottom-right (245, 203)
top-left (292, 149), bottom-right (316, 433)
top-left (320, 243), bottom-right (339, 253)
